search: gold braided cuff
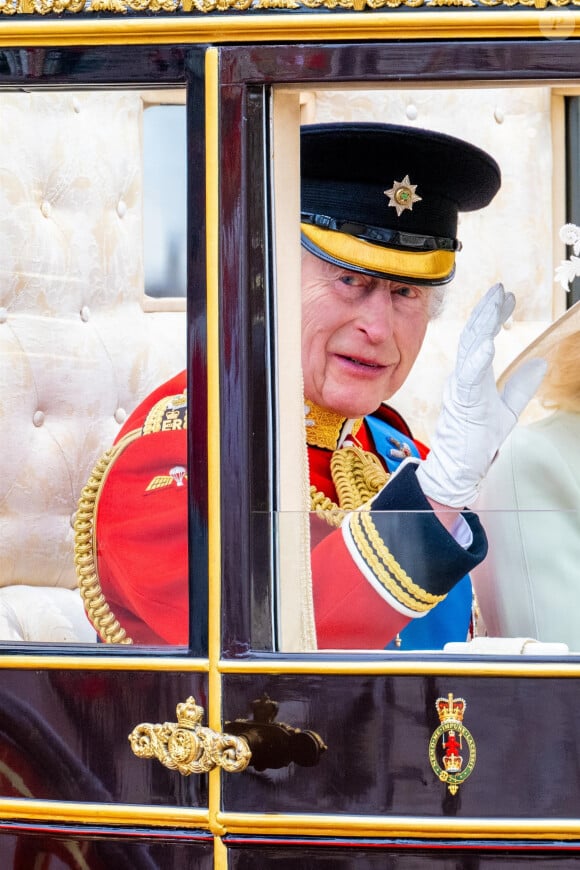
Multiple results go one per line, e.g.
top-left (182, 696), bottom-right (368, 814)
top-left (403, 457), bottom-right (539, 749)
top-left (347, 510), bottom-right (445, 615)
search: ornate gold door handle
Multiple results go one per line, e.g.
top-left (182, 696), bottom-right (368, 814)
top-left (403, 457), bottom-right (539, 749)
top-left (129, 695), bottom-right (327, 776)
top-left (128, 696), bottom-right (252, 775)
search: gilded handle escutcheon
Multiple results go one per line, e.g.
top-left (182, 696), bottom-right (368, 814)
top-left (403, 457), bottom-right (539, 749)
top-left (128, 696), bottom-right (251, 775)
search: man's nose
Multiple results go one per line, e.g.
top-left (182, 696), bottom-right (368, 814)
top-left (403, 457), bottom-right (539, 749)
top-left (357, 290), bottom-right (395, 342)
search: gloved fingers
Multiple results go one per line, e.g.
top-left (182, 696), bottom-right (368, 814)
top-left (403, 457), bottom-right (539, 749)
top-left (500, 357), bottom-right (548, 418)
top-left (463, 283), bottom-right (506, 337)
top-left (456, 284), bottom-right (511, 372)
top-left (499, 290), bottom-right (516, 327)
top-left (454, 337), bottom-right (495, 401)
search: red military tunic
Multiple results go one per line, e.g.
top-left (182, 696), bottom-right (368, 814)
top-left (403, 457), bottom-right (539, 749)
top-left (84, 371), bottom-right (485, 647)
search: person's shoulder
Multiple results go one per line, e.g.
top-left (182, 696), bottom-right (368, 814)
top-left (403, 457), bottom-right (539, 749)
top-left (505, 410), bottom-right (577, 460)
top-left (115, 370), bottom-right (187, 442)
top-left (525, 410), bottom-right (580, 471)
top-left (529, 409), bottom-right (579, 438)
top-left (483, 409), bottom-right (580, 507)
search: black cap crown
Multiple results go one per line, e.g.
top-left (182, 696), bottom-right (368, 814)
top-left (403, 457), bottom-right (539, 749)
top-left (300, 123), bottom-right (501, 285)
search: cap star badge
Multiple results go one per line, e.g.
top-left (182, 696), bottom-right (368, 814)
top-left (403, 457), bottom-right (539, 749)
top-left (384, 175), bottom-right (422, 217)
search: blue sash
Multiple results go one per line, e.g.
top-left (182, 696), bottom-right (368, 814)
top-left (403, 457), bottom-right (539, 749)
top-left (365, 411), bottom-right (473, 650)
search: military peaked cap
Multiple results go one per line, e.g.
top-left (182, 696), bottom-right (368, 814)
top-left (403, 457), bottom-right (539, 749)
top-left (300, 122), bottom-right (501, 286)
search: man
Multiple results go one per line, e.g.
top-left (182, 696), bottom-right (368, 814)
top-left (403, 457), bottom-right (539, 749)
top-left (75, 123), bottom-right (545, 648)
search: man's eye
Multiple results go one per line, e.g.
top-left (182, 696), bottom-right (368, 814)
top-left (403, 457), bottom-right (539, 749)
top-left (339, 274), bottom-right (366, 288)
top-left (394, 284), bottom-right (419, 298)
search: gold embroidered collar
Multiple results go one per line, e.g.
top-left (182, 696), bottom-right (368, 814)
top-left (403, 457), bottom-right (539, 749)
top-left (305, 401), bottom-right (363, 451)
top-left (142, 390), bottom-right (187, 435)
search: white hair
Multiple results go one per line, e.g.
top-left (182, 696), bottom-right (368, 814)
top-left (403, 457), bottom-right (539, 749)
top-left (428, 285), bottom-right (446, 320)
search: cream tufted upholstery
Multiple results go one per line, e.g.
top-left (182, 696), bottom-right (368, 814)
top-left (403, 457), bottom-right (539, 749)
top-left (0, 91), bottom-right (186, 642)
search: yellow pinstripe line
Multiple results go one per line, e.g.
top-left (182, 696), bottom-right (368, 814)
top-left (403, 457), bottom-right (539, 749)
top-left (204, 46), bottom-right (226, 841)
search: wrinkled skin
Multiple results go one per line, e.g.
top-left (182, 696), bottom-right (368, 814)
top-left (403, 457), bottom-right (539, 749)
top-left (301, 250), bottom-right (432, 419)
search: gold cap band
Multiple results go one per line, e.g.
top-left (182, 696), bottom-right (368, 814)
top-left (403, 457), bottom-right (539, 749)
top-left (301, 223), bottom-right (455, 284)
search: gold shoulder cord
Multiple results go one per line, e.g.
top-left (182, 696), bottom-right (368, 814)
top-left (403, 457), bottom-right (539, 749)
top-left (306, 402), bottom-right (390, 527)
top-left (74, 433), bottom-right (141, 644)
top-left (310, 444), bottom-right (389, 528)
top-left (75, 388), bottom-right (188, 644)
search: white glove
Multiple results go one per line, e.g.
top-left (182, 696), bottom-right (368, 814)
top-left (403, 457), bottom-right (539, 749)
top-left (416, 283), bottom-right (547, 508)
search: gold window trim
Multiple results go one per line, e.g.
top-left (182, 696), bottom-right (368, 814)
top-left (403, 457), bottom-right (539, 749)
top-left (0, 12), bottom-right (579, 43)
top-left (1, 796), bottom-right (580, 842)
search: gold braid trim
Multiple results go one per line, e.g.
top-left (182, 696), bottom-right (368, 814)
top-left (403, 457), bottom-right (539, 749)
top-left (74, 432), bottom-right (143, 644)
top-left (310, 485), bottom-right (345, 528)
top-left (310, 444), bottom-right (389, 527)
top-left (359, 511), bottom-right (443, 605)
top-left (350, 510), bottom-right (444, 612)
top-left (331, 445), bottom-right (388, 510)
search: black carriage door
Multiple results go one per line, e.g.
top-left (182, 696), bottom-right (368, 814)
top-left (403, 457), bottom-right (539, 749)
top-left (217, 40), bottom-right (580, 868)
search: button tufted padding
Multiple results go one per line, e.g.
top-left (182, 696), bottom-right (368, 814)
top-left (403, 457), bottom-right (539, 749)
top-left (0, 91), bottom-right (186, 641)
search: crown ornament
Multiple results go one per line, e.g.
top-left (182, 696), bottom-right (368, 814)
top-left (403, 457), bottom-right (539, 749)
top-left (436, 693), bottom-right (466, 724)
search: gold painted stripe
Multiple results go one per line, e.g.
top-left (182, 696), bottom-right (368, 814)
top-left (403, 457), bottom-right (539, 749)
top-left (0, 655), bottom-right (208, 671)
top-left (0, 654), bottom-right (579, 678)
top-left (3, 800), bottom-right (580, 841)
top-left (214, 836), bottom-right (228, 869)
top-left (218, 812), bottom-right (580, 840)
top-left (204, 46), bottom-right (226, 841)
top-left (0, 799), bottom-right (209, 828)
top-left (218, 658), bottom-right (580, 677)
top-left (0, 13), bottom-right (578, 48)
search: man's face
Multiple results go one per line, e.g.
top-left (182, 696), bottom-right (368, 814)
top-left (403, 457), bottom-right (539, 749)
top-left (301, 250), bottom-right (432, 419)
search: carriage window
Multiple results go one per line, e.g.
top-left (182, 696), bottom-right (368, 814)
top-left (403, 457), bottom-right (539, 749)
top-left (0, 89), bottom-right (188, 647)
top-left (143, 99), bottom-right (187, 301)
top-left (565, 95), bottom-right (580, 308)
top-left (274, 83), bottom-right (580, 655)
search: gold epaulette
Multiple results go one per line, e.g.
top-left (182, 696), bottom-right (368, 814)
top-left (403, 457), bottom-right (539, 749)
top-left (142, 390), bottom-right (187, 435)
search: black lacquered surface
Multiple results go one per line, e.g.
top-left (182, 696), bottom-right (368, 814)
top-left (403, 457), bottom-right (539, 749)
top-left (0, 46), bottom-right (189, 86)
top-left (218, 77), bottom-right (275, 656)
top-left (220, 40), bottom-right (580, 86)
top-left (186, 47), bottom-right (211, 657)
top-left (0, 827), bottom-right (213, 870)
top-left (227, 842), bottom-right (580, 868)
top-left (222, 671), bottom-right (580, 818)
top-left (0, 669), bottom-right (208, 806)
